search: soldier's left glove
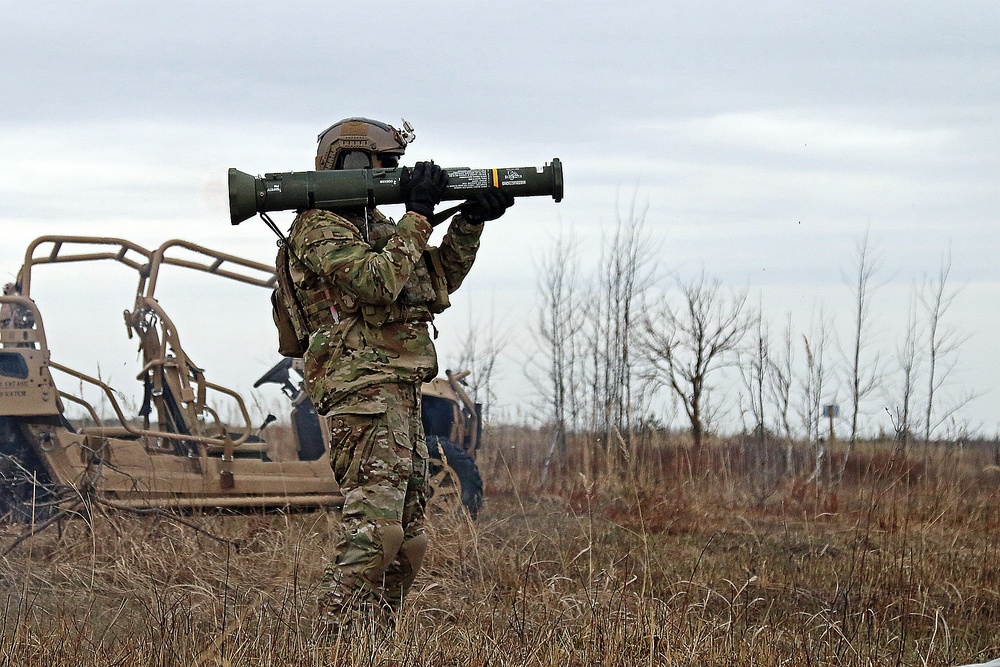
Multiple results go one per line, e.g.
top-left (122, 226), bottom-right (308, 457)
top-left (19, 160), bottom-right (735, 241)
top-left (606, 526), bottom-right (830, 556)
top-left (400, 161), bottom-right (449, 219)
top-left (461, 187), bottom-right (515, 224)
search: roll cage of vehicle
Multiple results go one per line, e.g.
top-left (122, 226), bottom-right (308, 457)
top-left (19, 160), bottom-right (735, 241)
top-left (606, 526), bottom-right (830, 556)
top-left (1, 235), bottom-right (484, 517)
top-left (1, 236), bottom-right (339, 510)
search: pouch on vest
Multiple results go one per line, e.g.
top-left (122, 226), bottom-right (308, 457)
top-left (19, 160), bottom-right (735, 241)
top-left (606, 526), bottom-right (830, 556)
top-left (425, 247), bottom-right (451, 314)
top-left (271, 289), bottom-right (307, 357)
top-left (273, 245), bottom-right (310, 357)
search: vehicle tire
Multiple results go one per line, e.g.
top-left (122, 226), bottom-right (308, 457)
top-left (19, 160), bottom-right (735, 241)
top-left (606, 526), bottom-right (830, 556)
top-left (426, 435), bottom-right (483, 519)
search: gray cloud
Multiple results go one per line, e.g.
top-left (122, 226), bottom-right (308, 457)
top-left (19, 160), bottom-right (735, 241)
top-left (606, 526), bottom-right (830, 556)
top-left (2, 0), bottom-right (998, 431)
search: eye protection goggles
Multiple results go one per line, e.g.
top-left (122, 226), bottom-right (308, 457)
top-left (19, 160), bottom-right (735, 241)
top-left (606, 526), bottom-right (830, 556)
top-left (336, 151), bottom-right (400, 170)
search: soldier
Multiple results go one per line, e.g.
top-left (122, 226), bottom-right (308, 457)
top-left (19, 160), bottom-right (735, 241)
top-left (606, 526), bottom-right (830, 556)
top-left (282, 118), bottom-right (513, 631)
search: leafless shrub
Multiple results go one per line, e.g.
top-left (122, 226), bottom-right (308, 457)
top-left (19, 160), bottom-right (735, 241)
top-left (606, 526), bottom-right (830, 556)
top-left (643, 270), bottom-right (752, 451)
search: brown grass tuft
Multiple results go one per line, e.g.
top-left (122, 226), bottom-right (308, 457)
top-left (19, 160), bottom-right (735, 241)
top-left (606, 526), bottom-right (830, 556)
top-left (2, 430), bottom-right (999, 666)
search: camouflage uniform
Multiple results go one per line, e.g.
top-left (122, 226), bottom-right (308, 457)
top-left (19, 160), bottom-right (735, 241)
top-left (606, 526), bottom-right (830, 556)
top-left (285, 204), bottom-right (482, 626)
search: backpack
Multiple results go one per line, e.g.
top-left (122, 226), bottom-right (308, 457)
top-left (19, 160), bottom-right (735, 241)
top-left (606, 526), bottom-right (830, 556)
top-left (272, 243), bottom-right (310, 357)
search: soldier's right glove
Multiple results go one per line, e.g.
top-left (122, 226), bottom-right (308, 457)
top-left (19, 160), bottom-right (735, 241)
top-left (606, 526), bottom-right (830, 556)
top-left (461, 187), bottom-right (515, 224)
top-left (400, 161), bottom-right (448, 219)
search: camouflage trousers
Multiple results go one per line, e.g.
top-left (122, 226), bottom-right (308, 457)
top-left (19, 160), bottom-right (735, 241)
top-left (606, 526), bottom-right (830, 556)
top-left (318, 383), bottom-right (429, 629)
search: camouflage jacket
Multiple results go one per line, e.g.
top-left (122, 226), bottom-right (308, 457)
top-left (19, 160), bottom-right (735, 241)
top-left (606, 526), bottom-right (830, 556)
top-left (286, 207), bottom-right (483, 415)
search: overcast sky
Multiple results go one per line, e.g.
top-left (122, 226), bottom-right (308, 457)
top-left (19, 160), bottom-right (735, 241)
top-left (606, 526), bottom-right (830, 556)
top-left (2, 1), bottom-right (998, 436)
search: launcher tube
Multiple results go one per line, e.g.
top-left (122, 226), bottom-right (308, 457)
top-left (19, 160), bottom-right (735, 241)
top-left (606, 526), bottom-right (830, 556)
top-left (228, 159), bottom-right (563, 225)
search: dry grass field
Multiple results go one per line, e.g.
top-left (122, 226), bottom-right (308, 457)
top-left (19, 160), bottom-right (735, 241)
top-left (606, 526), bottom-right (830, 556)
top-left (1, 429), bottom-right (999, 666)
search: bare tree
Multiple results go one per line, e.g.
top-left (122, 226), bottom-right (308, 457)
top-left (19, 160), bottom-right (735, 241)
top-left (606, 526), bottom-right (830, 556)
top-left (739, 303), bottom-right (768, 446)
top-left (800, 307), bottom-right (836, 483)
top-left (643, 270), bottom-right (752, 451)
top-left (769, 313), bottom-right (797, 474)
top-left (839, 230), bottom-right (884, 478)
top-left (585, 199), bottom-right (656, 463)
top-left (920, 250), bottom-right (974, 444)
top-left (738, 305), bottom-right (786, 504)
top-left (887, 290), bottom-right (921, 453)
top-left (527, 227), bottom-right (586, 478)
top-left (456, 293), bottom-right (509, 426)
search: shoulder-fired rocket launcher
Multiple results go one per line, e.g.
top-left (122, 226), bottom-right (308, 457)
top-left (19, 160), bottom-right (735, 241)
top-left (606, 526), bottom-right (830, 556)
top-left (227, 159), bottom-right (563, 226)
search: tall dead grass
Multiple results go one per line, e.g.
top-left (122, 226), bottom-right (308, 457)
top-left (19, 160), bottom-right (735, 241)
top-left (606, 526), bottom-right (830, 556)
top-left (1, 429), bottom-right (999, 666)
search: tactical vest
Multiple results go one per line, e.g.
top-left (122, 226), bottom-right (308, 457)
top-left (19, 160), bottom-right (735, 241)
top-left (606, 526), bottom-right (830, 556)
top-left (289, 208), bottom-right (450, 331)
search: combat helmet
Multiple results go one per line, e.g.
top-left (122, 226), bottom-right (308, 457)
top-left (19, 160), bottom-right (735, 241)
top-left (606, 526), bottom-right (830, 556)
top-left (315, 117), bottom-right (415, 170)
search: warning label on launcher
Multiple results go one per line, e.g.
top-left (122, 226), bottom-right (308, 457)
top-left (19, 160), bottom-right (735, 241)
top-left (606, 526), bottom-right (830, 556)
top-left (446, 170), bottom-right (490, 190)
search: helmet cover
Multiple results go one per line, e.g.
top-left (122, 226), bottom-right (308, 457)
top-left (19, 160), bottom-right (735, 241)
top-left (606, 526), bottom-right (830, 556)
top-left (315, 117), bottom-right (414, 170)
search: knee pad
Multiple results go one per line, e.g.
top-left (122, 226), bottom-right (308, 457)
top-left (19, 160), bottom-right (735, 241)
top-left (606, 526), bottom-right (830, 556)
top-left (375, 524), bottom-right (405, 574)
top-left (399, 532), bottom-right (429, 588)
top-left (346, 521), bottom-right (406, 586)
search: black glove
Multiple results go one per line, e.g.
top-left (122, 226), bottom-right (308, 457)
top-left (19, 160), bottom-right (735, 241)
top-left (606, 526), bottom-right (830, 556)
top-left (399, 161), bottom-right (448, 219)
top-left (460, 187), bottom-right (515, 224)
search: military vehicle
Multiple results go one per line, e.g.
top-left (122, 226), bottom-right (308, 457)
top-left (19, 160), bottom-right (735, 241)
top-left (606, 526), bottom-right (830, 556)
top-left (0, 236), bottom-right (483, 525)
